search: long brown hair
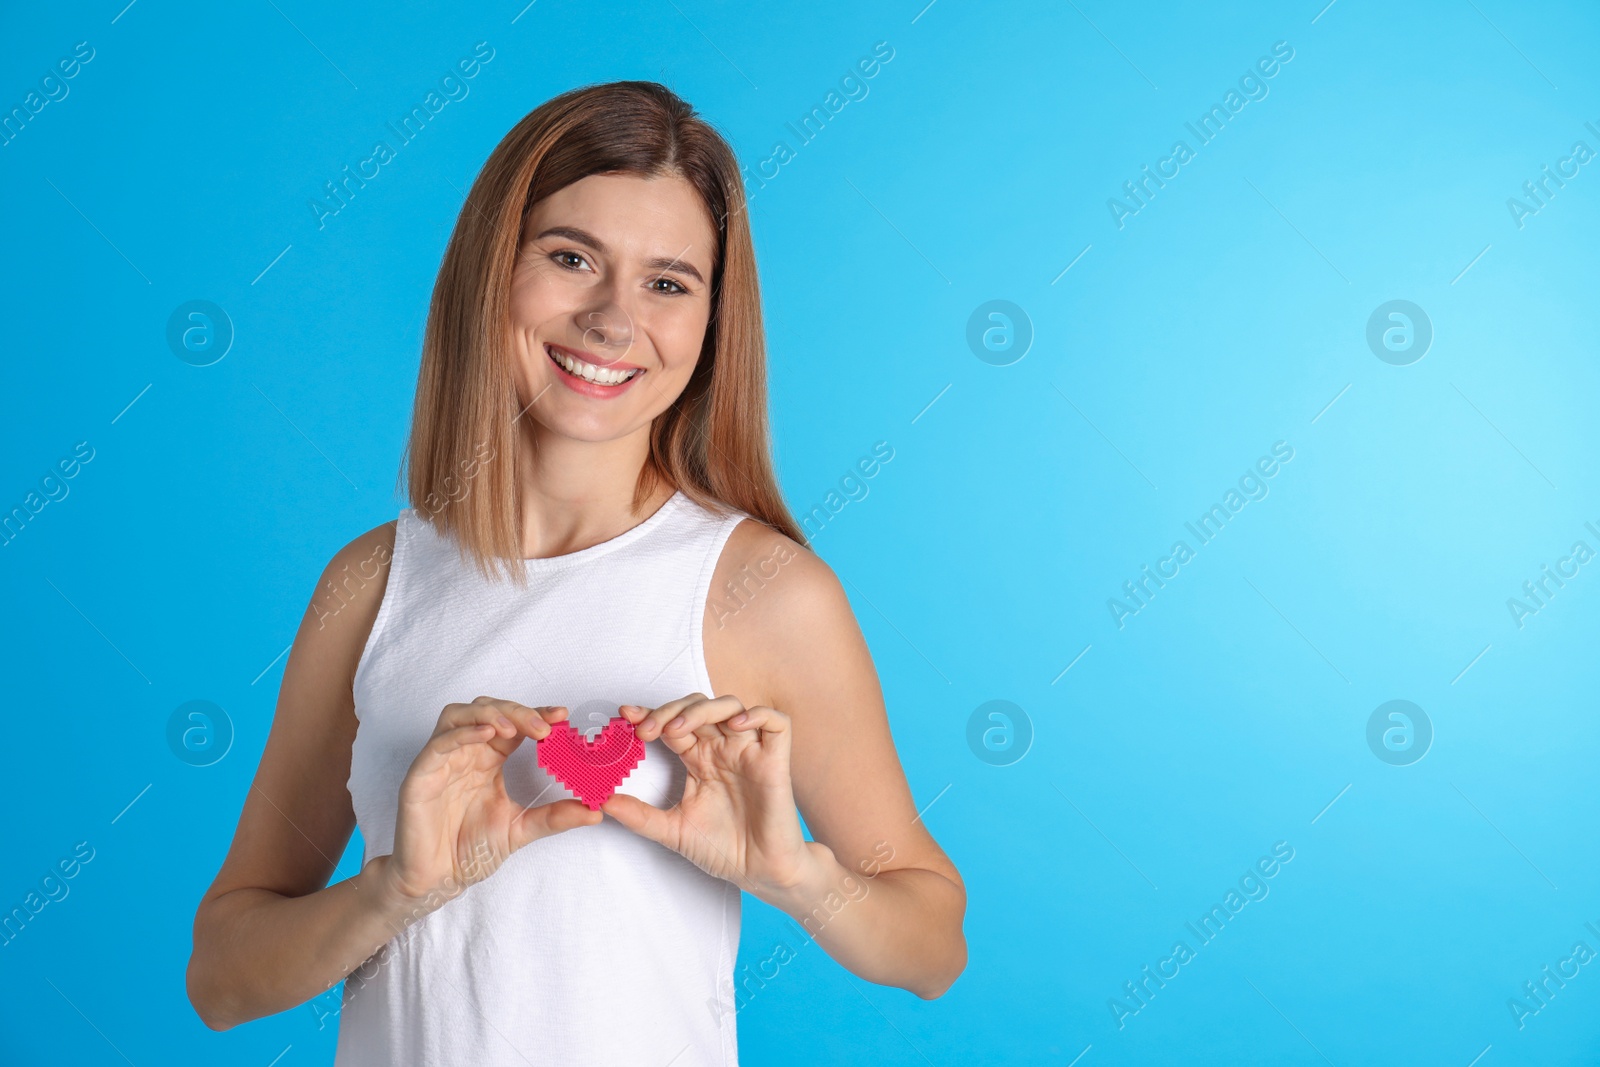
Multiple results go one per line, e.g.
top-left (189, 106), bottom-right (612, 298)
top-left (400, 80), bottom-right (803, 584)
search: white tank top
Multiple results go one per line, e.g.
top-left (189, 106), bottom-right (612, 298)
top-left (336, 490), bottom-right (748, 1067)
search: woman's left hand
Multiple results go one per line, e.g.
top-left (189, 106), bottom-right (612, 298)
top-left (602, 694), bottom-right (826, 903)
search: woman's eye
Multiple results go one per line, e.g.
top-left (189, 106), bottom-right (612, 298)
top-left (551, 250), bottom-right (589, 271)
top-left (650, 277), bottom-right (688, 295)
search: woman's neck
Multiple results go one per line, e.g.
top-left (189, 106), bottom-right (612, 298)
top-left (513, 423), bottom-right (675, 559)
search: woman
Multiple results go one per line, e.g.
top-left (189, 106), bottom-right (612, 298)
top-left (186, 80), bottom-right (966, 1065)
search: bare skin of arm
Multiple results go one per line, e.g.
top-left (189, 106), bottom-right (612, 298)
top-left (189, 509), bottom-right (964, 1025)
top-left (185, 524), bottom-right (598, 1030)
top-left (692, 519), bottom-right (967, 998)
top-left (186, 523), bottom-right (403, 1029)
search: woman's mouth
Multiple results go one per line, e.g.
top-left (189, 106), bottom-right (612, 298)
top-left (545, 343), bottom-right (643, 394)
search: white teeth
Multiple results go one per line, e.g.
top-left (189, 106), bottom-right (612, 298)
top-left (548, 346), bottom-right (638, 386)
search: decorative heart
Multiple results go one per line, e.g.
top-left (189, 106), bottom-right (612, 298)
top-left (536, 716), bottom-right (646, 810)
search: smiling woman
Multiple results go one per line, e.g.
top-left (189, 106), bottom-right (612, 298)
top-left (184, 80), bottom-right (966, 1067)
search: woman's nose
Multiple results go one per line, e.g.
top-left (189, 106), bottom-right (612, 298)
top-left (577, 299), bottom-right (634, 357)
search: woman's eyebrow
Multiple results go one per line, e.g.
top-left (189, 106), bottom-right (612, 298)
top-left (535, 225), bottom-right (706, 285)
top-left (646, 251), bottom-right (705, 285)
top-left (535, 225), bottom-right (606, 250)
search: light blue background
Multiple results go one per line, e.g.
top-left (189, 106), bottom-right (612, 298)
top-left (3, 0), bottom-right (1598, 1063)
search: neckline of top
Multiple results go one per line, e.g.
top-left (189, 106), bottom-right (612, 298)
top-left (408, 489), bottom-right (688, 572)
top-left (521, 489), bottom-right (687, 569)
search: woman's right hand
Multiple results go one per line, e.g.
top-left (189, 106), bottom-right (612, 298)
top-left (372, 697), bottom-right (602, 919)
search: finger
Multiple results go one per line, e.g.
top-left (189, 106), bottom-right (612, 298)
top-left (418, 723), bottom-right (500, 762)
top-left (726, 704), bottom-right (792, 755)
top-left (599, 791), bottom-right (676, 847)
top-left (631, 693), bottom-right (711, 742)
top-left (489, 704), bottom-right (573, 757)
top-left (632, 693), bottom-right (708, 740)
top-left (729, 703), bottom-right (790, 729)
top-left (468, 698), bottom-right (570, 741)
top-left (435, 701), bottom-right (502, 735)
top-left (510, 798), bottom-right (603, 849)
top-left (652, 696), bottom-right (730, 756)
top-left (655, 696), bottom-right (750, 756)
top-left (665, 704), bottom-right (789, 763)
top-left (467, 696), bottom-right (568, 719)
top-left (727, 704), bottom-right (789, 735)
top-left (517, 704), bottom-right (571, 740)
top-left (662, 694), bottom-right (749, 737)
top-left (437, 698), bottom-right (525, 739)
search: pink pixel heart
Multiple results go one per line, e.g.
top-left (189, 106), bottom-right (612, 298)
top-left (536, 716), bottom-right (646, 810)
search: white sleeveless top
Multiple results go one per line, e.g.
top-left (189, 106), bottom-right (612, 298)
top-left (336, 490), bottom-right (748, 1067)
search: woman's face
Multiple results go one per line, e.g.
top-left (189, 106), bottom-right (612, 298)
top-left (508, 170), bottom-right (718, 444)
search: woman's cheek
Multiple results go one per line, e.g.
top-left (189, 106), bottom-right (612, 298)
top-left (666, 308), bottom-right (714, 364)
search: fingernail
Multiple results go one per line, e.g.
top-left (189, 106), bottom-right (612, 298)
top-left (667, 715), bottom-right (686, 731)
top-left (731, 712), bottom-right (748, 725)
top-left (497, 715), bottom-right (514, 730)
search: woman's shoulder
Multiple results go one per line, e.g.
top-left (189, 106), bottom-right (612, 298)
top-left (717, 518), bottom-right (836, 604)
top-left (704, 517), bottom-right (859, 705)
top-left (318, 519), bottom-right (399, 612)
top-left (338, 517), bottom-right (399, 565)
top-left (294, 519), bottom-right (401, 687)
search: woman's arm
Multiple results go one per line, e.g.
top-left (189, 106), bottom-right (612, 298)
top-left (186, 524), bottom-right (418, 1029)
top-left (703, 520), bottom-right (967, 997)
top-left (188, 522), bottom-right (602, 1030)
